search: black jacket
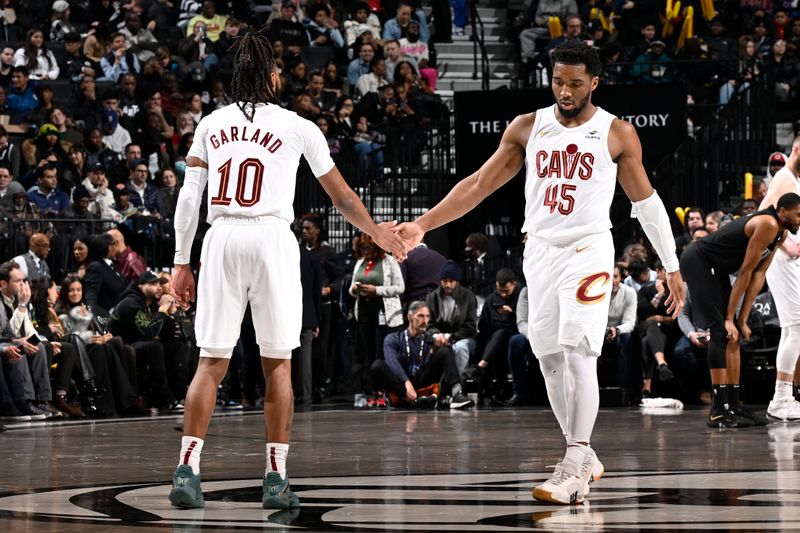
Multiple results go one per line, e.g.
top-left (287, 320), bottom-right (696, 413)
top-left (401, 244), bottom-right (447, 302)
top-left (108, 284), bottom-right (166, 343)
top-left (300, 245), bottom-right (323, 329)
top-left (425, 284), bottom-right (478, 343)
top-left (309, 243), bottom-right (345, 302)
top-left (82, 259), bottom-right (128, 314)
top-left (478, 285), bottom-right (521, 338)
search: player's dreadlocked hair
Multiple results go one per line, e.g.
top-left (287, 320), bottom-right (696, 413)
top-left (551, 40), bottom-right (603, 78)
top-left (229, 26), bottom-right (280, 122)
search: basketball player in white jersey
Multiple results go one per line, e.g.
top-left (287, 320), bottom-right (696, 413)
top-left (167, 28), bottom-right (407, 510)
top-left (394, 41), bottom-right (685, 504)
top-left (760, 136), bottom-right (800, 421)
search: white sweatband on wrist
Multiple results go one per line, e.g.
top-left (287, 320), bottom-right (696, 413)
top-left (630, 190), bottom-right (680, 272)
top-left (173, 164), bottom-right (209, 265)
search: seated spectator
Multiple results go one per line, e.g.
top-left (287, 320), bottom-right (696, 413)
top-left (71, 238), bottom-right (90, 277)
top-left (0, 164), bottom-right (14, 211)
top-left (344, 1), bottom-right (382, 46)
top-left (602, 265), bottom-right (637, 393)
top-left (109, 227), bottom-right (146, 282)
top-left (85, 127), bottom-right (123, 177)
top-left (384, 39), bottom-right (417, 83)
top-left (518, 1), bottom-right (576, 65)
top-left (0, 127), bottom-right (21, 178)
top-left (110, 187), bottom-right (139, 222)
top-left (306, 71), bottom-right (337, 114)
top-left (766, 39), bottom-right (800, 103)
top-left (618, 241), bottom-right (649, 270)
top-left (371, 301), bottom-right (474, 408)
top-left (22, 124), bottom-right (68, 171)
top-left (82, 232), bottom-right (127, 314)
top-left (7, 66), bottom-right (39, 123)
top-left (102, 110), bottom-right (133, 156)
top-left (157, 168), bottom-right (180, 220)
top-left (268, 0), bottom-right (310, 56)
top-left (120, 12), bottom-right (159, 63)
top-left (60, 185), bottom-right (98, 230)
top-left (216, 17), bottom-right (242, 80)
top-left (425, 259), bottom-right (477, 374)
top-left (674, 207), bottom-right (705, 257)
top-left (0, 47), bottom-right (12, 88)
top-left (351, 115), bottom-right (384, 180)
top-left (179, 21), bottom-right (219, 74)
top-left (323, 60), bottom-right (349, 98)
top-left (383, 2), bottom-right (430, 44)
top-left (74, 75), bottom-right (104, 130)
top-left (706, 210), bottom-right (724, 232)
top-left (14, 28), bottom-right (60, 80)
top-left (673, 285), bottom-right (710, 403)
top-left (60, 32), bottom-right (95, 82)
top-left (100, 33), bottom-right (141, 83)
top-left (623, 259), bottom-right (656, 292)
top-left (12, 232), bottom-right (51, 284)
top-left (355, 56), bottom-right (389, 98)
top-left (82, 160), bottom-right (117, 220)
top-left (464, 268), bottom-right (521, 401)
top-left (186, 0), bottom-right (228, 42)
top-left (507, 285), bottom-right (537, 405)
top-left (305, 4), bottom-right (344, 49)
top-left (461, 232), bottom-right (502, 298)
top-left (50, 0), bottom-right (77, 41)
top-left (126, 159), bottom-right (165, 218)
top-left (631, 40), bottom-right (674, 84)
top-left (637, 262), bottom-right (679, 398)
top-left (348, 41), bottom-right (375, 85)
top-left (108, 271), bottom-right (182, 411)
top-left (399, 20), bottom-right (436, 89)
top-left (50, 107), bottom-right (85, 148)
top-left (27, 164), bottom-right (70, 217)
top-left (284, 59), bottom-right (309, 99)
top-left (349, 233), bottom-right (405, 394)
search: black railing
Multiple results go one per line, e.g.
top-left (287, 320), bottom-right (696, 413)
top-left (469, 0), bottom-right (491, 91)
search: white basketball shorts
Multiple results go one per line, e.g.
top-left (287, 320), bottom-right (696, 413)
top-left (766, 246), bottom-right (800, 328)
top-left (523, 231), bottom-right (614, 356)
top-left (194, 216), bottom-right (302, 359)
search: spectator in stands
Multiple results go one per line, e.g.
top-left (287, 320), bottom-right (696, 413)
top-left (518, 1), bottom-right (577, 66)
top-left (766, 39), bottom-right (799, 102)
top-left (673, 285), bottom-right (710, 403)
top-left (623, 259), bottom-right (656, 292)
top-left (50, 0), bottom-right (77, 41)
top-left (157, 168), bottom-right (180, 220)
top-left (82, 232), bottom-right (127, 313)
top-left (179, 20), bottom-right (220, 74)
top-left (101, 33), bottom-right (141, 82)
top-left (61, 32), bottom-right (93, 82)
top-left (121, 12), bottom-right (159, 63)
top-left (631, 41), bottom-right (674, 84)
top-left (541, 14), bottom-right (583, 66)
top-left (355, 56), bottom-right (389, 97)
top-left (323, 59), bottom-right (349, 97)
top-left (12, 232), bottom-right (52, 283)
top-left (28, 164), bottom-right (69, 216)
top-left (603, 265), bottom-right (637, 393)
top-left (754, 178), bottom-right (768, 205)
top-left (0, 261), bottom-right (53, 419)
top-left (60, 184), bottom-right (98, 230)
top-left (7, 66), bottom-right (39, 122)
top-left (110, 186), bottom-right (138, 222)
top-left (384, 40), bottom-right (415, 84)
top-left (50, 107), bottom-right (84, 147)
top-left (0, 164), bottom-right (13, 211)
top-left (705, 210), bottom-right (724, 232)
top-left (349, 233), bottom-right (405, 394)
top-left (84, 127), bottom-right (122, 175)
top-left (268, 0), bottom-right (310, 56)
top-left (706, 16), bottom-right (738, 62)
top-left (0, 47), bottom-right (13, 87)
top-left (507, 285), bottom-right (536, 405)
top-left (108, 226), bottom-right (146, 282)
top-left (344, 2), bottom-right (382, 46)
top-left (739, 198), bottom-right (758, 215)
top-left (102, 109), bottom-right (133, 155)
top-left (305, 4), bottom-right (344, 49)
top-left (461, 232), bottom-right (500, 298)
top-left (108, 271), bottom-right (182, 411)
top-left (372, 300), bottom-right (474, 408)
top-left (82, 23), bottom-right (112, 74)
top-left (464, 268), bottom-right (521, 401)
top-left (674, 207), bottom-right (705, 256)
top-left (768, 151), bottom-right (787, 181)
top-left (186, 0), bottom-right (227, 42)
top-left (637, 262), bottom-right (678, 398)
top-left (75, 75), bottom-right (105, 130)
top-left (383, 2), bottom-right (430, 44)
top-left (72, 239), bottom-right (90, 277)
top-left (14, 28), bottom-right (59, 80)
top-left (425, 259), bottom-right (478, 374)
top-left (23, 124), bottom-right (68, 171)
top-left (0, 127), bottom-right (20, 178)
top-left (126, 159), bottom-right (165, 218)
top-left (305, 71), bottom-right (336, 114)
top-left (348, 41), bottom-right (375, 85)
top-left (284, 59), bottom-right (309, 99)
top-left (215, 17), bottom-right (242, 78)
top-left (399, 20), bottom-right (436, 89)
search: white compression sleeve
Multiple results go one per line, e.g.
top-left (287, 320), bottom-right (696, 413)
top-left (173, 165), bottom-right (208, 265)
top-left (630, 190), bottom-right (680, 272)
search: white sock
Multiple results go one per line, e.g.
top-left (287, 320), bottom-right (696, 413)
top-left (266, 443), bottom-right (289, 479)
top-left (774, 380), bottom-right (794, 401)
top-left (179, 436), bottom-right (204, 475)
top-left (563, 443), bottom-right (589, 472)
top-left (565, 340), bottom-right (599, 444)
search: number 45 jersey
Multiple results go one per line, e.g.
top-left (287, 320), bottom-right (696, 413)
top-left (521, 104), bottom-right (618, 245)
top-left (188, 102), bottom-right (335, 224)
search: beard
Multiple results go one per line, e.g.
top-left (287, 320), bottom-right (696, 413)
top-left (556, 95), bottom-right (590, 118)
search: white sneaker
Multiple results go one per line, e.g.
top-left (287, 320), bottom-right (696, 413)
top-left (579, 447), bottom-right (604, 497)
top-left (767, 397), bottom-right (800, 421)
top-left (532, 463), bottom-right (585, 505)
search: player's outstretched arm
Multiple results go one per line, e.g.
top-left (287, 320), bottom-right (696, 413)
top-left (614, 119), bottom-right (684, 317)
top-left (318, 166), bottom-right (409, 261)
top-left (393, 114), bottom-right (532, 248)
top-left (171, 156), bottom-right (209, 306)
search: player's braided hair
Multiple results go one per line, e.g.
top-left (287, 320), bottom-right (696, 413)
top-left (229, 26), bottom-right (280, 122)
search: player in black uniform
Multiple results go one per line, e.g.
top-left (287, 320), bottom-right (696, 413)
top-left (680, 193), bottom-right (800, 428)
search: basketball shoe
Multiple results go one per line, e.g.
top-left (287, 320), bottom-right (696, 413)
top-left (532, 462), bottom-right (585, 504)
top-left (263, 472), bottom-right (300, 509)
top-left (767, 397), bottom-right (800, 421)
top-left (579, 447), bottom-right (604, 497)
top-left (169, 465), bottom-right (205, 508)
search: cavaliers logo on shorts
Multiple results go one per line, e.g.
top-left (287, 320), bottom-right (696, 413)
top-left (576, 272), bottom-right (611, 305)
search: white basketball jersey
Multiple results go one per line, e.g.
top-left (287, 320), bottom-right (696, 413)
top-left (521, 104), bottom-right (618, 245)
top-left (188, 102), bottom-right (335, 224)
top-left (776, 166), bottom-right (800, 246)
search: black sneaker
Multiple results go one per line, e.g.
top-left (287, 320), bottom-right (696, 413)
top-left (707, 407), bottom-right (739, 428)
top-left (657, 364), bottom-right (674, 382)
top-left (735, 404), bottom-right (768, 426)
top-left (450, 392), bottom-right (474, 409)
top-left (413, 394), bottom-right (438, 408)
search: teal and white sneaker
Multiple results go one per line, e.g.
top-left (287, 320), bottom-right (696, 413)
top-left (262, 472), bottom-right (300, 509)
top-left (169, 465), bottom-right (205, 508)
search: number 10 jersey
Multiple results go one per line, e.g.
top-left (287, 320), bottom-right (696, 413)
top-left (188, 102), bottom-right (335, 225)
top-left (521, 104), bottom-right (618, 246)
